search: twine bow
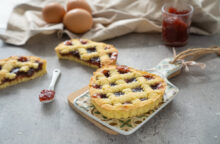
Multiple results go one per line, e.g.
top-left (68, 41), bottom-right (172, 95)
top-left (171, 46), bottom-right (220, 72)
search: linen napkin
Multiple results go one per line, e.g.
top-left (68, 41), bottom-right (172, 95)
top-left (0, 0), bottom-right (220, 45)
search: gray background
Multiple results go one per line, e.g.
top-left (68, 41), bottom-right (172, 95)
top-left (0, 1), bottom-right (220, 144)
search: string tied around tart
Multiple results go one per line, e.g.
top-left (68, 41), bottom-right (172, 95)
top-left (171, 46), bottom-right (220, 72)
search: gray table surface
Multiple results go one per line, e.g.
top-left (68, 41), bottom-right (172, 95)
top-left (0, 33), bottom-right (220, 144)
top-left (0, 1), bottom-right (220, 144)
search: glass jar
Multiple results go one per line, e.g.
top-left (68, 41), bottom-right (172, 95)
top-left (162, 3), bottom-right (193, 47)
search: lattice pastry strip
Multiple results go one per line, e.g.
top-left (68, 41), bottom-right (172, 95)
top-left (89, 65), bottom-right (166, 119)
top-left (55, 39), bottom-right (118, 68)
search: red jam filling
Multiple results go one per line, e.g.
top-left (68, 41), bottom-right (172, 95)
top-left (39, 89), bottom-right (55, 102)
top-left (92, 84), bottom-right (101, 89)
top-left (162, 7), bottom-right (190, 46)
top-left (1, 61), bottom-right (43, 84)
top-left (18, 56), bottom-right (28, 62)
top-left (64, 40), bottom-right (73, 45)
top-left (102, 70), bottom-right (110, 77)
top-left (60, 51), bottom-right (80, 58)
top-left (168, 7), bottom-right (189, 15)
top-left (89, 57), bottom-right (100, 67)
top-left (143, 74), bottom-right (154, 80)
top-left (60, 51), bottom-right (101, 67)
top-left (125, 78), bottom-right (136, 83)
top-left (116, 65), bottom-right (130, 74)
top-left (80, 39), bottom-right (88, 44)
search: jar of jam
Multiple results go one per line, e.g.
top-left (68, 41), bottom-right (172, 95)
top-left (162, 4), bottom-right (193, 47)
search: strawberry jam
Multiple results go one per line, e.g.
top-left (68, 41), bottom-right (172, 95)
top-left (80, 39), bottom-right (88, 44)
top-left (39, 89), bottom-right (55, 102)
top-left (116, 65), bottom-right (130, 74)
top-left (64, 40), bottom-right (73, 46)
top-left (162, 7), bottom-right (192, 47)
top-left (18, 56), bottom-right (28, 62)
top-left (102, 70), bottom-right (110, 77)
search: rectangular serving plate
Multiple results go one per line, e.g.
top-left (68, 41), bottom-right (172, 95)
top-left (73, 71), bottom-right (179, 135)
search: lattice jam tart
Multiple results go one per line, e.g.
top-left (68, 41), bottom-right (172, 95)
top-left (55, 39), bottom-right (118, 68)
top-left (0, 56), bottom-right (47, 89)
top-left (89, 65), bottom-right (166, 119)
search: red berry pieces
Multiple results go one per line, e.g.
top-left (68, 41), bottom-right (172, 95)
top-left (100, 94), bottom-right (107, 99)
top-left (18, 56), bottom-right (28, 62)
top-left (116, 65), bottom-right (130, 74)
top-left (168, 7), bottom-right (189, 15)
top-left (92, 84), bottom-right (101, 89)
top-left (102, 70), bottom-right (110, 77)
top-left (64, 40), bottom-right (73, 45)
top-left (92, 93), bottom-right (99, 98)
top-left (143, 74), bottom-right (154, 80)
top-left (26, 68), bottom-right (35, 77)
top-left (39, 89), bottom-right (55, 102)
top-left (71, 51), bottom-right (80, 58)
top-left (80, 39), bottom-right (88, 44)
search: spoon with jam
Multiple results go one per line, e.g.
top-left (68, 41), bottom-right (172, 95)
top-left (39, 69), bottom-right (61, 103)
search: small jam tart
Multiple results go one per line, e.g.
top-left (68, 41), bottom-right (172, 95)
top-left (89, 65), bottom-right (166, 119)
top-left (55, 39), bottom-right (118, 68)
top-left (0, 56), bottom-right (47, 89)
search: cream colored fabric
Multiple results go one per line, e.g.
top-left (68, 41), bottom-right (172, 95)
top-left (0, 0), bottom-right (220, 45)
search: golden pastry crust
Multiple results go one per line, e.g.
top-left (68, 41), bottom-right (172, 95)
top-left (55, 39), bottom-right (118, 68)
top-left (0, 56), bottom-right (47, 89)
top-left (89, 65), bottom-right (166, 119)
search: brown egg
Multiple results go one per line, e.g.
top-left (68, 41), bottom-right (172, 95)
top-left (42, 2), bottom-right (66, 23)
top-left (67, 0), bottom-right (92, 14)
top-left (63, 8), bottom-right (93, 34)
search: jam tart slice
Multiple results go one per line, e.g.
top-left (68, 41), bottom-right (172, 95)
top-left (55, 39), bottom-right (118, 68)
top-left (89, 65), bottom-right (166, 119)
top-left (0, 56), bottom-right (47, 89)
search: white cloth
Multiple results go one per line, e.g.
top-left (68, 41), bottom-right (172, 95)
top-left (0, 0), bottom-right (220, 45)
